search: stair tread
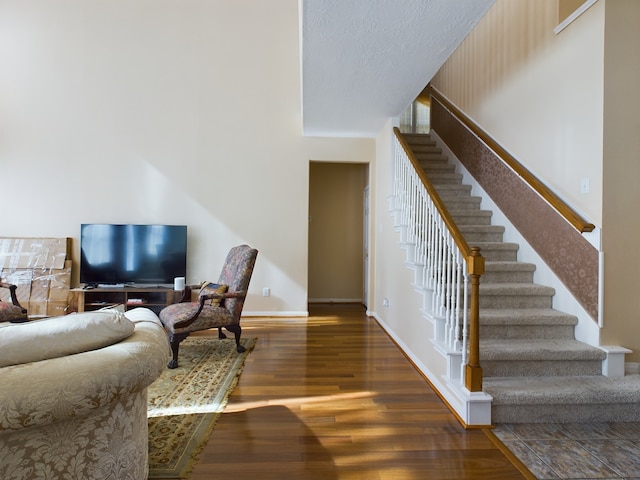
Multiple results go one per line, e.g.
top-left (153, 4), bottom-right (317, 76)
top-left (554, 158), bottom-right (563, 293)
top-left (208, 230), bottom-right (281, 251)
top-left (459, 225), bottom-right (505, 232)
top-left (481, 338), bottom-right (605, 360)
top-left (450, 209), bottom-right (492, 216)
top-left (480, 283), bottom-right (555, 295)
top-left (484, 375), bottom-right (640, 405)
top-left (429, 175), bottom-right (463, 183)
top-left (435, 184), bottom-right (471, 192)
top-left (409, 139), bottom-right (438, 144)
top-left (429, 171), bottom-right (461, 176)
top-left (442, 196), bottom-right (482, 202)
top-left (480, 308), bottom-right (578, 325)
top-left (471, 241), bottom-right (519, 250)
top-left (404, 135), bottom-right (435, 143)
top-left (484, 261), bottom-right (536, 272)
top-left (418, 159), bottom-right (448, 166)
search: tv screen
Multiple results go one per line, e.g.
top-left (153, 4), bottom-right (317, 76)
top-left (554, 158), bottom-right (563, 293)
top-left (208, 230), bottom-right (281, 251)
top-left (80, 224), bottom-right (187, 286)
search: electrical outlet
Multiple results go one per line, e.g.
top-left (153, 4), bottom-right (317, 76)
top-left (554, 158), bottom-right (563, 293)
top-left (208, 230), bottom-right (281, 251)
top-left (262, 287), bottom-right (270, 297)
top-left (382, 298), bottom-right (390, 307)
top-left (580, 178), bottom-right (590, 194)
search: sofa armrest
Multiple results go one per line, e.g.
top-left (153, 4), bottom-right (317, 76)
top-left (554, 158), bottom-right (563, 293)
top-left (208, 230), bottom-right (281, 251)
top-left (0, 312), bottom-right (170, 434)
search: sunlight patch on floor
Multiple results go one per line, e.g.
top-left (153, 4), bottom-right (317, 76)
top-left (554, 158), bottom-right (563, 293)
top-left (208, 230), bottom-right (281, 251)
top-left (223, 390), bottom-right (378, 413)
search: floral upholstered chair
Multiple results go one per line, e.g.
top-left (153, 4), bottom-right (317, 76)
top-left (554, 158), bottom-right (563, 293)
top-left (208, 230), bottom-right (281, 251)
top-left (159, 244), bottom-right (258, 369)
top-left (0, 282), bottom-right (28, 323)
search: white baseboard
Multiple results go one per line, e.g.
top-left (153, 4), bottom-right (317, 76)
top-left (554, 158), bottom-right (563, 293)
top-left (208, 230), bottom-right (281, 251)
top-left (308, 298), bottom-right (363, 303)
top-left (242, 310), bottom-right (309, 317)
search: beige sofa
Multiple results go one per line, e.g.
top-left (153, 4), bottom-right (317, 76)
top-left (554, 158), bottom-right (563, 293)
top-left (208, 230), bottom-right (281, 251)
top-left (0, 307), bottom-right (170, 480)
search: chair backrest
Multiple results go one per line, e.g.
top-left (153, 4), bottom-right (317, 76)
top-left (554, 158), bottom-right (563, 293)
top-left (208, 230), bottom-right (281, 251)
top-left (217, 245), bottom-right (258, 321)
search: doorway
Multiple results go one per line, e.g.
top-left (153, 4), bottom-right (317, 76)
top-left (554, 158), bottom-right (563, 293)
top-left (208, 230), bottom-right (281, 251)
top-left (308, 162), bottom-right (369, 304)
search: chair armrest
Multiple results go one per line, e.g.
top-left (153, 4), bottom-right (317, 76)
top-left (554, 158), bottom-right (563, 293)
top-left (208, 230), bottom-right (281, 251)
top-left (198, 290), bottom-right (247, 305)
top-left (168, 291), bottom-right (248, 330)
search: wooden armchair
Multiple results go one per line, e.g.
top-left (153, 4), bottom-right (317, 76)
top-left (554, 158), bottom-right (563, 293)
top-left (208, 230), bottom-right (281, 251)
top-left (159, 245), bottom-right (258, 369)
top-left (0, 282), bottom-right (28, 323)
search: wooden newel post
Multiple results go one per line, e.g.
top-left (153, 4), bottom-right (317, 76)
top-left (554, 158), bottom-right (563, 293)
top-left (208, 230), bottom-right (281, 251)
top-left (465, 247), bottom-right (484, 392)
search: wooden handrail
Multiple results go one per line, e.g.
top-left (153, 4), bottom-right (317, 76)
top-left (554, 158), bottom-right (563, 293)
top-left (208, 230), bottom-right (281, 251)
top-left (426, 85), bottom-right (595, 234)
top-left (393, 127), bottom-right (484, 392)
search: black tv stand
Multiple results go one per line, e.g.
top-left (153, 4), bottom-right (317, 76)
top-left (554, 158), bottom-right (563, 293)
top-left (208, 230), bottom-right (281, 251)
top-left (70, 285), bottom-right (190, 315)
top-left (126, 283), bottom-right (174, 289)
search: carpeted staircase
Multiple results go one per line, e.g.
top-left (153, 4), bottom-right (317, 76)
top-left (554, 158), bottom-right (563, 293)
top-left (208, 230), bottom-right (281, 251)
top-left (402, 132), bottom-right (640, 423)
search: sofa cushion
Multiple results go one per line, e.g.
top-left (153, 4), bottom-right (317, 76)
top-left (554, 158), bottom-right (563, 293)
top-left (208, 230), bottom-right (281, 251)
top-left (0, 309), bottom-right (135, 367)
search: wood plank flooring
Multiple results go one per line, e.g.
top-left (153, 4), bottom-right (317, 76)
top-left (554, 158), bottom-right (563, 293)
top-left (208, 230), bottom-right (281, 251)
top-left (188, 303), bottom-right (528, 479)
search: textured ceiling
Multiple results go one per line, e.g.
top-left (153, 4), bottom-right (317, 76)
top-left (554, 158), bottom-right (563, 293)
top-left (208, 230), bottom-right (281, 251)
top-left (301, 0), bottom-right (495, 137)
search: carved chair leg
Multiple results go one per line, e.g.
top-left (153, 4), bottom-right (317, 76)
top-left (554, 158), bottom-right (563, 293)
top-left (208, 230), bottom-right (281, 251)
top-left (168, 332), bottom-right (190, 369)
top-left (224, 324), bottom-right (246, 353)
top-left (218, 327), bottom-right (227, 339)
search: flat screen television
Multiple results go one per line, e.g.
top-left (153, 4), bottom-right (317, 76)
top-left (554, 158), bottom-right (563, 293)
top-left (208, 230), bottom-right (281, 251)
top-left (80, 224), bottom-right (187, 286)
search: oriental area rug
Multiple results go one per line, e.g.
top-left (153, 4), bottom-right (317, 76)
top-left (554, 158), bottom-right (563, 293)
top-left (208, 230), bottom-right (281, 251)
top-left (147, 336), bottom-right (256, 479)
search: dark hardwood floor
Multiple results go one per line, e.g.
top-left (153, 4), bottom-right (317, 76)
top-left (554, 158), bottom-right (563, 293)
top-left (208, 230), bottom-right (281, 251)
top-left (188, 303), bottom-right (528, 479)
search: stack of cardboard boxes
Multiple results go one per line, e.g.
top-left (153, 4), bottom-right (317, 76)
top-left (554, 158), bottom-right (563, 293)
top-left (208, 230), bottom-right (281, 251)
top-left (0, 237), bottom-right (72, 318)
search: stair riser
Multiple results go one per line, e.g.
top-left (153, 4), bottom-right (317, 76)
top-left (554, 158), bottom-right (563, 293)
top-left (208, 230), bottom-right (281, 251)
top-left (480, 295), bottom-right (552, 309)
top-left (423, 166), bottom-right (456, 176)
top-left (492, 404), bottom-right (640, 424)
top-left (442, 200), bottom-right (482, 211)
top-left (462, 232), bottom-right (505, 243)
top-left (410, 148), bottom-right (439, 155)
top-left (415, 158), bottom-right (448, 165)
top-left (477, 250), bottom-right (519, 262)
top-left (480, 325), bottom-right (575, 340)
top-left (409, 143), bottom-right (438, 151)
top-left (413, 149), bottom-right (442, 157)
top-left (482, 271), bottom-right (534, 283)
top-left (429, 175), bottom-right (463, 185)
top-left (435, 186), bottom-right (472, 197)
top-left (482, 360), bottom-right (602, 377)
top-left (450, 213), bottom-right (493, 225)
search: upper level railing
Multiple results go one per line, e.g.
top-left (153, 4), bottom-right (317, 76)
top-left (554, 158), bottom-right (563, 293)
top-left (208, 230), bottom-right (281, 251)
top-left (393, 127), bottom-right (484, 392)
top-left (427, 85), bottom-right (595, 234)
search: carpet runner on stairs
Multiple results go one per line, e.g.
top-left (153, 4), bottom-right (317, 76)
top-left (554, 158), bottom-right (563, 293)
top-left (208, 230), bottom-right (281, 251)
top-left (402, 132), bottom-right (640, 424)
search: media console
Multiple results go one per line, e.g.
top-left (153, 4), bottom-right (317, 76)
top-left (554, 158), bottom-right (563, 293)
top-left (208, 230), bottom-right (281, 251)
top-left (69, 286), bottom-right (191, 315)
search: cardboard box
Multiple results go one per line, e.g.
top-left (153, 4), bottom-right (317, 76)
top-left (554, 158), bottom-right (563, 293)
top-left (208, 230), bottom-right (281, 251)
top-left (48, 260), bottom-right (72, 302)
top-left (0, 237), bottom-right (70, 270)
top-left (0, 238), bottom-right (72, 318)
top-left (47, 300), bottom-right (70, 317)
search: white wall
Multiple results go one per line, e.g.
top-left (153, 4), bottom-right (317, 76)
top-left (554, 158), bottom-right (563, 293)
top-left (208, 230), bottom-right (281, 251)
top-left (431, 0), bottom-right (604, 225)
top-left (0, 0), bottom-right (374, 316)
top-left (370, 120), bottom-right (449, 384)
top-left (600, 0), bottom-right (640, 360)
